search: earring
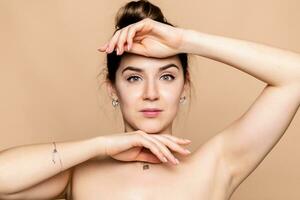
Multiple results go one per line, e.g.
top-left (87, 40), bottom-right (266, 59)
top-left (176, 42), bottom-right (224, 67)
top-left (112, 98), bottom-right (119, 107)
top-left (179, 96), bottom-right (186, 104)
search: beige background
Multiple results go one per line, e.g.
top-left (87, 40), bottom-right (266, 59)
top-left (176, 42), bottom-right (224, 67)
top-left (1, 0), bottom-right (300, 199)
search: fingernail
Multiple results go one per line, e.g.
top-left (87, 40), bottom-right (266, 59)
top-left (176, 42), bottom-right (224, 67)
top-left (163, 157), bottom-right (168, 162)
top-left (184, 139), bottom-right (191, 142)
top-left (185, 149), bottom-right (191, 154)
top-left (175, 158), bottom-right (180, 164)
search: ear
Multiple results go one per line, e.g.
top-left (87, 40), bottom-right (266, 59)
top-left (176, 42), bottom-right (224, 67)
top-left (106, 81), bottom-right (118, 99)
top-left (181, 81), bottom-right (189, 97)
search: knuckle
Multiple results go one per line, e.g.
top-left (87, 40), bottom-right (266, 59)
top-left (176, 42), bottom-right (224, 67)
top-left (113, 32), bottom-right (121, 41)
top-left (127, 30), bottom-right (133, 38)
top-left (137, 131), bottom-right (149, 141)
top-left (115, 29), bottom-right (121, 35)
top-left (143, 18), bottom-right (151, 23)
top-left (127, 26), bottom-right (132, 33)
top-left (137, 130), bottom-right (147, 136)
top-left (134, 130), bottom-right (142, 135)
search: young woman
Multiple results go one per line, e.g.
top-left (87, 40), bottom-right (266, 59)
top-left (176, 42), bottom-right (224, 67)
top-left (1, 0), bottom-right (300, 199)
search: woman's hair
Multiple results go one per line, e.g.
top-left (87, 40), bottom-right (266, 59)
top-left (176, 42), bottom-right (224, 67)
top-left (98, 0), bottom-right (194, 109)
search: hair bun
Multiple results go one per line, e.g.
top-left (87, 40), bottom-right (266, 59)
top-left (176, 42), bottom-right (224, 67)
top-left (115, 0), bottom-right (170, 30)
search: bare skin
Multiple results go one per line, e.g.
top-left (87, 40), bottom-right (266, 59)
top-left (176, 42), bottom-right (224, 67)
top-left (89, 18), bottom-right (300, 199)
top-left (71, 136), bottom-right (231, 200)
top-left (1, 17), bottom-right (300, 200)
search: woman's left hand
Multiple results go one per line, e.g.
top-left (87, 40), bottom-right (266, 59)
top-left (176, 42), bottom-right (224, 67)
top-left (98, 18), bottom-right (185, 58)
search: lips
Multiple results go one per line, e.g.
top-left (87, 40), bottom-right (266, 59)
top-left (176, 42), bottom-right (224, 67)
top-left (140, 108), bottom-right (163, 117)
top-left (140, 108), bottom-right (162, 112)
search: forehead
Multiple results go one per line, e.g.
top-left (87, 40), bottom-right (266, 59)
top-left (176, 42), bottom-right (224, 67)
top-left (118, 53), bottom-right (182, 72)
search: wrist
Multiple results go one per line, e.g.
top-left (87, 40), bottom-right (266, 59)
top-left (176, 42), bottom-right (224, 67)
top-left (89, 136), bottom-right (109, 159)
top-left (179, 29), bottom-right (208, 56)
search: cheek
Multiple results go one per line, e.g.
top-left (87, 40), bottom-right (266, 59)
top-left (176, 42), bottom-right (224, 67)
top-left (160, 82), bottom-right (183, 103)
top-left (117, 85), bottom-right (143, 115)
top-left (160, 86), bottom-right (182, 118)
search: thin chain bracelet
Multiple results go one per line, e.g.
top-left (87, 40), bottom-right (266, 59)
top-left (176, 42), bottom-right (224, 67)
top-left (52, 142), bottom-right (63, 172)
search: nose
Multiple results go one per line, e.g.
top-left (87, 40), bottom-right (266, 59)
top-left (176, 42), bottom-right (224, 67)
top-left (142, 79), bottom-right (159, 101)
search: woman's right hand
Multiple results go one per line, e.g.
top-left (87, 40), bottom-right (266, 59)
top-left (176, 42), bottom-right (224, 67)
top-left (101, 130), bottom-right (192, 165)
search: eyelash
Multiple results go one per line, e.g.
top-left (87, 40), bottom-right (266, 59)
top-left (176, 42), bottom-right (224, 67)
top-left (126, 74), bottom-right (175, 82)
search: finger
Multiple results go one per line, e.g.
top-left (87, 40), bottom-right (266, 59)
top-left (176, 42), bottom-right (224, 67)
top-left (107, 30), bottom-right (121, 54)
top-left (135, 148), bottom-right (162, 163)
top-left (162, 134), bottom-right (192, 144)
top-left (126, 19), bottom-right (149, 51)
top-left (97, 43), bottom-right (109, 52)
top-left (126, 26), bottom-right (136, 52)
top-left (153, 135), bottom-right (191, 155)
top-left (117, 26), bottom-right (131, 55)
top-left (135, 133), bottom-right (168, 163)
top-left (142, 134), bottom-right (179, 165)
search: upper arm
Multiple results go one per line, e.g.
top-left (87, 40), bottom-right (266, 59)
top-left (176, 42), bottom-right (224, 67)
top-left (217, 83), bottom-right (300, 193)
top-left (0, 168), bottom-right (73, 200)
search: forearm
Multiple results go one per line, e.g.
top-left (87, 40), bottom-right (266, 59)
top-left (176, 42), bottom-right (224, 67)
top-left (181, 29), bottom-right (300, 87)
top-left (0, 136), bottom-right (106, 194)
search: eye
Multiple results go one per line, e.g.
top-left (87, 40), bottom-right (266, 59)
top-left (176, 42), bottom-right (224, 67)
top-left (161, 74), bottom-right (175, 81)
top-left (127, 75), bottom-right (141, 82)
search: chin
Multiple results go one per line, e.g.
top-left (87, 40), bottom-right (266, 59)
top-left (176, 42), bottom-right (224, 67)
top-left (136, 121), bottom-right (168, 134)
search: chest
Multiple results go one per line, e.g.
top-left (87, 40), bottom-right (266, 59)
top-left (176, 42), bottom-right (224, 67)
top-left (71, 151), bottom-right (232, 200)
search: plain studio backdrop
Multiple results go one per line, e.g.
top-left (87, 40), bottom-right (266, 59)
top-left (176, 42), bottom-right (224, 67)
top-left (0, 0), bottom-right (300, 199)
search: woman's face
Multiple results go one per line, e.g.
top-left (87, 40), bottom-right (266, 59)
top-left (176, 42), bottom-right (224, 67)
top-left (108, 53), bottom-right (187, 134)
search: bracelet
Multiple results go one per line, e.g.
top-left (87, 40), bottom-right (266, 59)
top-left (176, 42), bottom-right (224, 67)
top-left (52, 142), bottom-right (63, 172)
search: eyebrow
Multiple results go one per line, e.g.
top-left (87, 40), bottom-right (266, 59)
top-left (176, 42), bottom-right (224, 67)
top-left (121, 63), bottom-right (179, 74)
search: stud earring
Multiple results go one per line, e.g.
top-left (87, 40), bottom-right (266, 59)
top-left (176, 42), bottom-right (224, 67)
top-left (112, 98), bottom-right (119, 107)
top-left (179, 96), bottom-right (186, 104)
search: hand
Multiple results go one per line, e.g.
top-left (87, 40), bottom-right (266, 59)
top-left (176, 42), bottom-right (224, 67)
top-left (101, 130), bottom-right (192, 165)
top-left (98, 18), bottom-right (185, 58)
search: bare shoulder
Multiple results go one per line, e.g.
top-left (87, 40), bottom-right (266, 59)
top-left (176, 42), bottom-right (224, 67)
top-left (187, 134), bottom-right (234, 186)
